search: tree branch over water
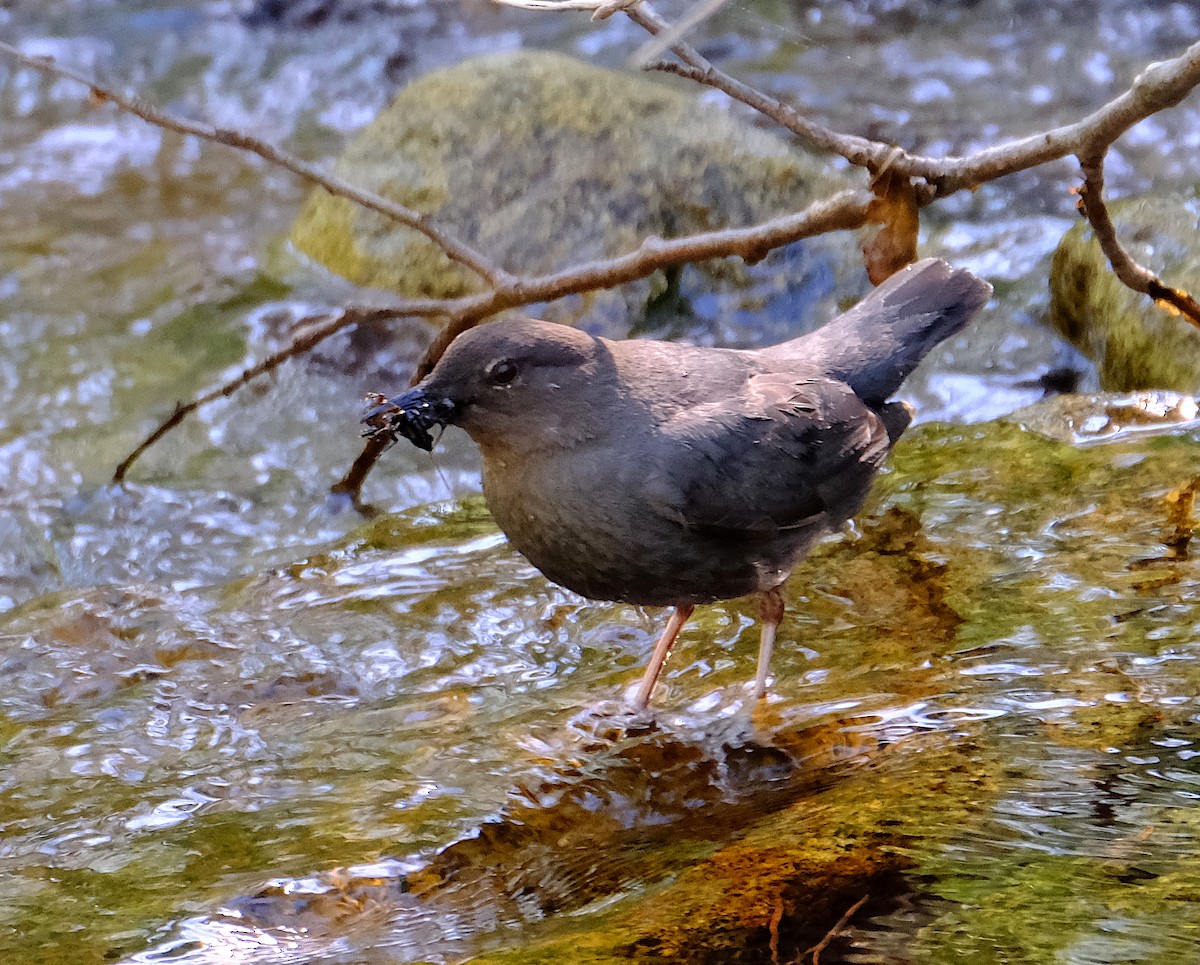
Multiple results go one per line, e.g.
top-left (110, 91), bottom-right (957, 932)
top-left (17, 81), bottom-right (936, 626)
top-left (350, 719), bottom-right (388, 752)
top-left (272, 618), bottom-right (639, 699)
top-left (0, 39), bottom-right (510, 288)
top-left (498, 0), bottom-right (1200, 328)
top-left (1076, 152), bottom-right (1200, 328)
top-left (3, 15), bottom-right (1200, 495)
top-left (498, 0), bottom-right (1200, 198)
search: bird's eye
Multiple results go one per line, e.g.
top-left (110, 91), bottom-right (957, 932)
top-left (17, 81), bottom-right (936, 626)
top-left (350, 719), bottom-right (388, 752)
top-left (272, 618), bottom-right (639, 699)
top-left (485, 358), bottom-right (519, 387)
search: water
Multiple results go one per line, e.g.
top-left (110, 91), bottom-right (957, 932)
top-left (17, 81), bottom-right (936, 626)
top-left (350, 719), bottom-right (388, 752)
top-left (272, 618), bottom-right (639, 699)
top-left (2, 2), bottom-right (1200, 962)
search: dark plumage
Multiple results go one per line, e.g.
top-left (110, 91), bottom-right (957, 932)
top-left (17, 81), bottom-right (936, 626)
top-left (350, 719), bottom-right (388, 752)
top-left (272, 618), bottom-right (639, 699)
top-left (370, 258), bottom-right (991, 708)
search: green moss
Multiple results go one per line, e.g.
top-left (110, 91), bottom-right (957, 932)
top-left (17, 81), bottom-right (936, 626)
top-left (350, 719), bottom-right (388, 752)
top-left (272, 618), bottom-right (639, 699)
top-left (290, 51), bottom-right (855, 333)
top-left (1049, 196), bottom-right (1200, 391)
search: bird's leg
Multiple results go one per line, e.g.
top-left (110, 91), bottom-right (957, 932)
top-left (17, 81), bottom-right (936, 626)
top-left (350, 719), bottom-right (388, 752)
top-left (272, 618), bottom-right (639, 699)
top-left (633, 604), bottom-right (695, 710)
top-left (754, 585), bottom-right (787, 700)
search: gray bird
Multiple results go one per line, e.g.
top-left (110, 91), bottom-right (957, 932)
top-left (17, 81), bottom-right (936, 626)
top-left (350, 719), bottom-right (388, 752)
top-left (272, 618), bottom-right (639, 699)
top-left (366, 258), bottom-right (991, 709)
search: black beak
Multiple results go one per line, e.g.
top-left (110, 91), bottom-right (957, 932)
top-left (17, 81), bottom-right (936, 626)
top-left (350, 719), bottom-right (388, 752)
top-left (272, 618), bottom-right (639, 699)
top-left (361, 388), bottom-right (459, 452)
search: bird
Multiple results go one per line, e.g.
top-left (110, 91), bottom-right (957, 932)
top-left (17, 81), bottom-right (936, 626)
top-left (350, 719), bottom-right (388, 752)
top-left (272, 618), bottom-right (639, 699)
top-left (364, 258), bottom-right (991, 709)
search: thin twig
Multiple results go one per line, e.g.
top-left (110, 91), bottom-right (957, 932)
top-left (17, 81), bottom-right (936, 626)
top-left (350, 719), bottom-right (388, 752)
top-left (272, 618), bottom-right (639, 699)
top-left (111, 188), bottom-right (869, 481)
top-left (16, 7), bottom-right (1200, 495)
top-left (112, 305), bottom-right (441, 482)
top-left (0, 39), bottom-right (513, 288)
top-left (0, 36), bottom-right (871, 482)
top-left (629, 0), bottom-right (730, 64)
top-left (767, 896), bottom-right (784, 965)
top-left (635, 4), bottom-right (1200, 193)
top-left (1075, 150), bottom-right (1200, 329)
top-left (330, 432), bottom-right (395, 513)
top-left (412, 187), bottom-right (873, 379)
top-left (497, 0), bottom-right (1200, 355)
top-left (497, 0), bottom-right (1200, 200)
top-left (804, 893), bottom-right (869, 965)
top-left (335, 188), bottom-right (871, 491)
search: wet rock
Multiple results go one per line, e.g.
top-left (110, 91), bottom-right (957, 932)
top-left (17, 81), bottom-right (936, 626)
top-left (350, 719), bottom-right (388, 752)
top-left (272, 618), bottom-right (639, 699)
top-left (1004, 390), bottom-right (1200, 446)
top-left (462, 732), bottom-right (998, 965)
top-left (138, 713), bottom-right (989, 965)
top-left (290, 50), bottom-right (860, 346)
top-left (1049, 196), bottom-right (1200, 391)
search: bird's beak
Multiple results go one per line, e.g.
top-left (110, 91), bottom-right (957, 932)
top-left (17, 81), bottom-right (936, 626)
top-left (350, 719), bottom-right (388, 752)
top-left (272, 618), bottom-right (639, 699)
top-left (361, 387), bottom-right (459, 452)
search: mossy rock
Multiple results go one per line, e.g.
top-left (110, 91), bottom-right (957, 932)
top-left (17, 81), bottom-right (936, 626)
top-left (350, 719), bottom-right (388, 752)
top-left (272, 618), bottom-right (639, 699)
top-left (1049, 196), bottom-right (1200, 391)
top-left (291, 50), bottom-right (859, 344)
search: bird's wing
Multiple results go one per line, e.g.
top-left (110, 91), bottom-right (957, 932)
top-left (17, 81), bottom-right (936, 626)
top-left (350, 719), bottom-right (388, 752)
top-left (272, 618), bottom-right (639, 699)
top-left (637, 375), bottom-right (895, 539)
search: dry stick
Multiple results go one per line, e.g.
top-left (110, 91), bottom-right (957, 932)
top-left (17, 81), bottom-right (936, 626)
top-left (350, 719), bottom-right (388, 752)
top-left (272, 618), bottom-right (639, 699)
top-left (498, 1), bottom-right (1200, 198)
top-left (804, 894), bottom-right (869, 965)
top-left (629, 1), bottom-right (1200, 297)
top-left (335, 189), bottom-right (869, 494)
top-left (113, 188), bottom-right (870, 484)
top-left (0, 37), bottom-right (870, 478)
top-left (633, 6), bottom-right (1200, 193)
top-left (635, 8), bottom-right (1200, 332)
top-left (498, 2), bottom-right (1200, 365)
top-left (0, 39), bottom-right (511, 288)
top-left (628, 0), bottom-right (730, 62)
top-left (1075, 150), bottom-right (1200, 329)
top-left (14, 17), bottom-right (1200, 488)
top-left (330, 432), bottom-right (396, 509)
top-left (411, 188), bottom-right (873, 379)
top-left (112, 305), bottom-right (436, 482)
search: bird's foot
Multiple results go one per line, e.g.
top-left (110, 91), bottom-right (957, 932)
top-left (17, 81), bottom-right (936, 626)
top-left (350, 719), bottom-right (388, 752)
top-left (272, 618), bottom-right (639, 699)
top-left (566, 699), bottom-right (661, 747)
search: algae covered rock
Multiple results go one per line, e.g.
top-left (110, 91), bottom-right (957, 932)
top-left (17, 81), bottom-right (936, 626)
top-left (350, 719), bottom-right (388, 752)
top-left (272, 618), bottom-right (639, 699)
top-left (291, 50), bottom-right (859, 344)
top-left (1049, 196), bottom-right (1200, 391)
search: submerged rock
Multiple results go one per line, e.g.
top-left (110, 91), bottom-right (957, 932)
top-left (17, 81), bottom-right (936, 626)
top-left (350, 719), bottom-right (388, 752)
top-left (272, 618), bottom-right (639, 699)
top-left (1049, 196), bottom-right (1200, 392)
top-left (1005, 390), bottom-right (1200, 446)
top-left (290, 50), bottom-right (860, 345)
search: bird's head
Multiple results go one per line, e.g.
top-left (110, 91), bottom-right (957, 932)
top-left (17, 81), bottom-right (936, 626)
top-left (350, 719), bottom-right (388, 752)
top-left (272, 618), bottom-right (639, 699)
top-left (363, 318), bottom-right (611, 454)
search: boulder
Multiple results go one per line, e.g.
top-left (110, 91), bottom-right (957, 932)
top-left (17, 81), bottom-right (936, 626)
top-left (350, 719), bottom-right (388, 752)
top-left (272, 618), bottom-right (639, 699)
top-left (1049, 196), bottom-right (1200, 391)
top-left (291, 50), bottom-right (860, 345)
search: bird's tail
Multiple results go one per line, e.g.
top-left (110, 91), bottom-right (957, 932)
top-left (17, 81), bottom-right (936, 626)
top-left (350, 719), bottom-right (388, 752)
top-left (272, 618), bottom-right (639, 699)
top-left (775, 258), bottom-right (992, 406)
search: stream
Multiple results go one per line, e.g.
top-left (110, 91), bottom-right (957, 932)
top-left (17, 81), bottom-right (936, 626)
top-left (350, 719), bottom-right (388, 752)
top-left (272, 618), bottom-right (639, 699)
top-left (2, 2), bottom-right (1200, 963)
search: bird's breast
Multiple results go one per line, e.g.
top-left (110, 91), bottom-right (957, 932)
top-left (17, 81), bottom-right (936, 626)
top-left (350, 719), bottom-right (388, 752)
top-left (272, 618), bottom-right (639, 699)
top-left (478, 445), bottom-right (800, 607)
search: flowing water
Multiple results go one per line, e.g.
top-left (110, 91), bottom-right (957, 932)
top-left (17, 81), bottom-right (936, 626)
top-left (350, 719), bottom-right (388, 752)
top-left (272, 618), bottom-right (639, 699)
top-left (2, 1), bottom-right (1200, 962)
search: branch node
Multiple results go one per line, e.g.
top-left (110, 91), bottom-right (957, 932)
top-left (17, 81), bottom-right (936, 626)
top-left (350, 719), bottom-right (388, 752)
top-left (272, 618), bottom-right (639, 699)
top-left (1075, 150), bottom-right (1200, 331)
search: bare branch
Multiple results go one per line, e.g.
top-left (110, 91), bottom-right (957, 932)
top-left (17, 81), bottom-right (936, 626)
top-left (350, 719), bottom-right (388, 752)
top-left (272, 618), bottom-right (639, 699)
top-left (629, 0), bottom-right (730, 64)
top-left (635, 4), bottom-right (1200, 193)
top-left (325, 188), bottom-right (871, 492)
top-left (0, 39), bottom-right (513, 288)
top-left (803, 894), bottom-right (869, 965)
top-left (626, 2), bottom-right (890, 165)
top-left (330, 432), bottom-right (395, 513)
top-left (497, 0), bottom-right (1200, 200)
top-left (1075, 151), bottom-right (1200, 330)
top-left (412, 187), bottom-right (874, 379)
top-left (930, 41), bottom-right (1200, 194)
top-left (111, 187), bottom-right (869, 481)
top-left (22, 5), bottom-right (1200, 492)
top-left (112, 304), bottom-right (446, 483)
top-left (495, 0), bottom-right (1200, 351)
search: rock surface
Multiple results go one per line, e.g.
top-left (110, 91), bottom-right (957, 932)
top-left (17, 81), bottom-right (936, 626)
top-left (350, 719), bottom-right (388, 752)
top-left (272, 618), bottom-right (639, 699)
top-left (1049, 196), bottom-right (1200, 391)
top-left (1005, 389), bottom-right (1200, 445)
top-left (291, 50), bottom-right (861, 345)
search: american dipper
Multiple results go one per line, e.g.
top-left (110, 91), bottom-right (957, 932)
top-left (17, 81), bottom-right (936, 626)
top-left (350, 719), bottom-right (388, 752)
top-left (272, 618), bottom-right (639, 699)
top-left (366, 258), bottom-right (991, 709)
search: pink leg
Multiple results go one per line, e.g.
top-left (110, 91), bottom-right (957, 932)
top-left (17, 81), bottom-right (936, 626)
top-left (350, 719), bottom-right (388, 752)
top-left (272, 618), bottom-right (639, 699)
top-left (633, 605), bottom-right (695, 710)
top-left (753, 586), bottom-right (787, 700)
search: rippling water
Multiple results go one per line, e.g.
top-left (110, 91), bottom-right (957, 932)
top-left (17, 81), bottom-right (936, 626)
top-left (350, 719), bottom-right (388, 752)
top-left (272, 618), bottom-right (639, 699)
top-left (3, 1), bottom-right (1200, 963)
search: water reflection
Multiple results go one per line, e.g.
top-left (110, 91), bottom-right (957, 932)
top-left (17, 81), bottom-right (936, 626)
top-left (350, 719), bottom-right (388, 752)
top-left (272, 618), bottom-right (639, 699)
top-left (4, 1), bottom-right (1200, 963)
top-left (123, 705), bottom-right (940, 964)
